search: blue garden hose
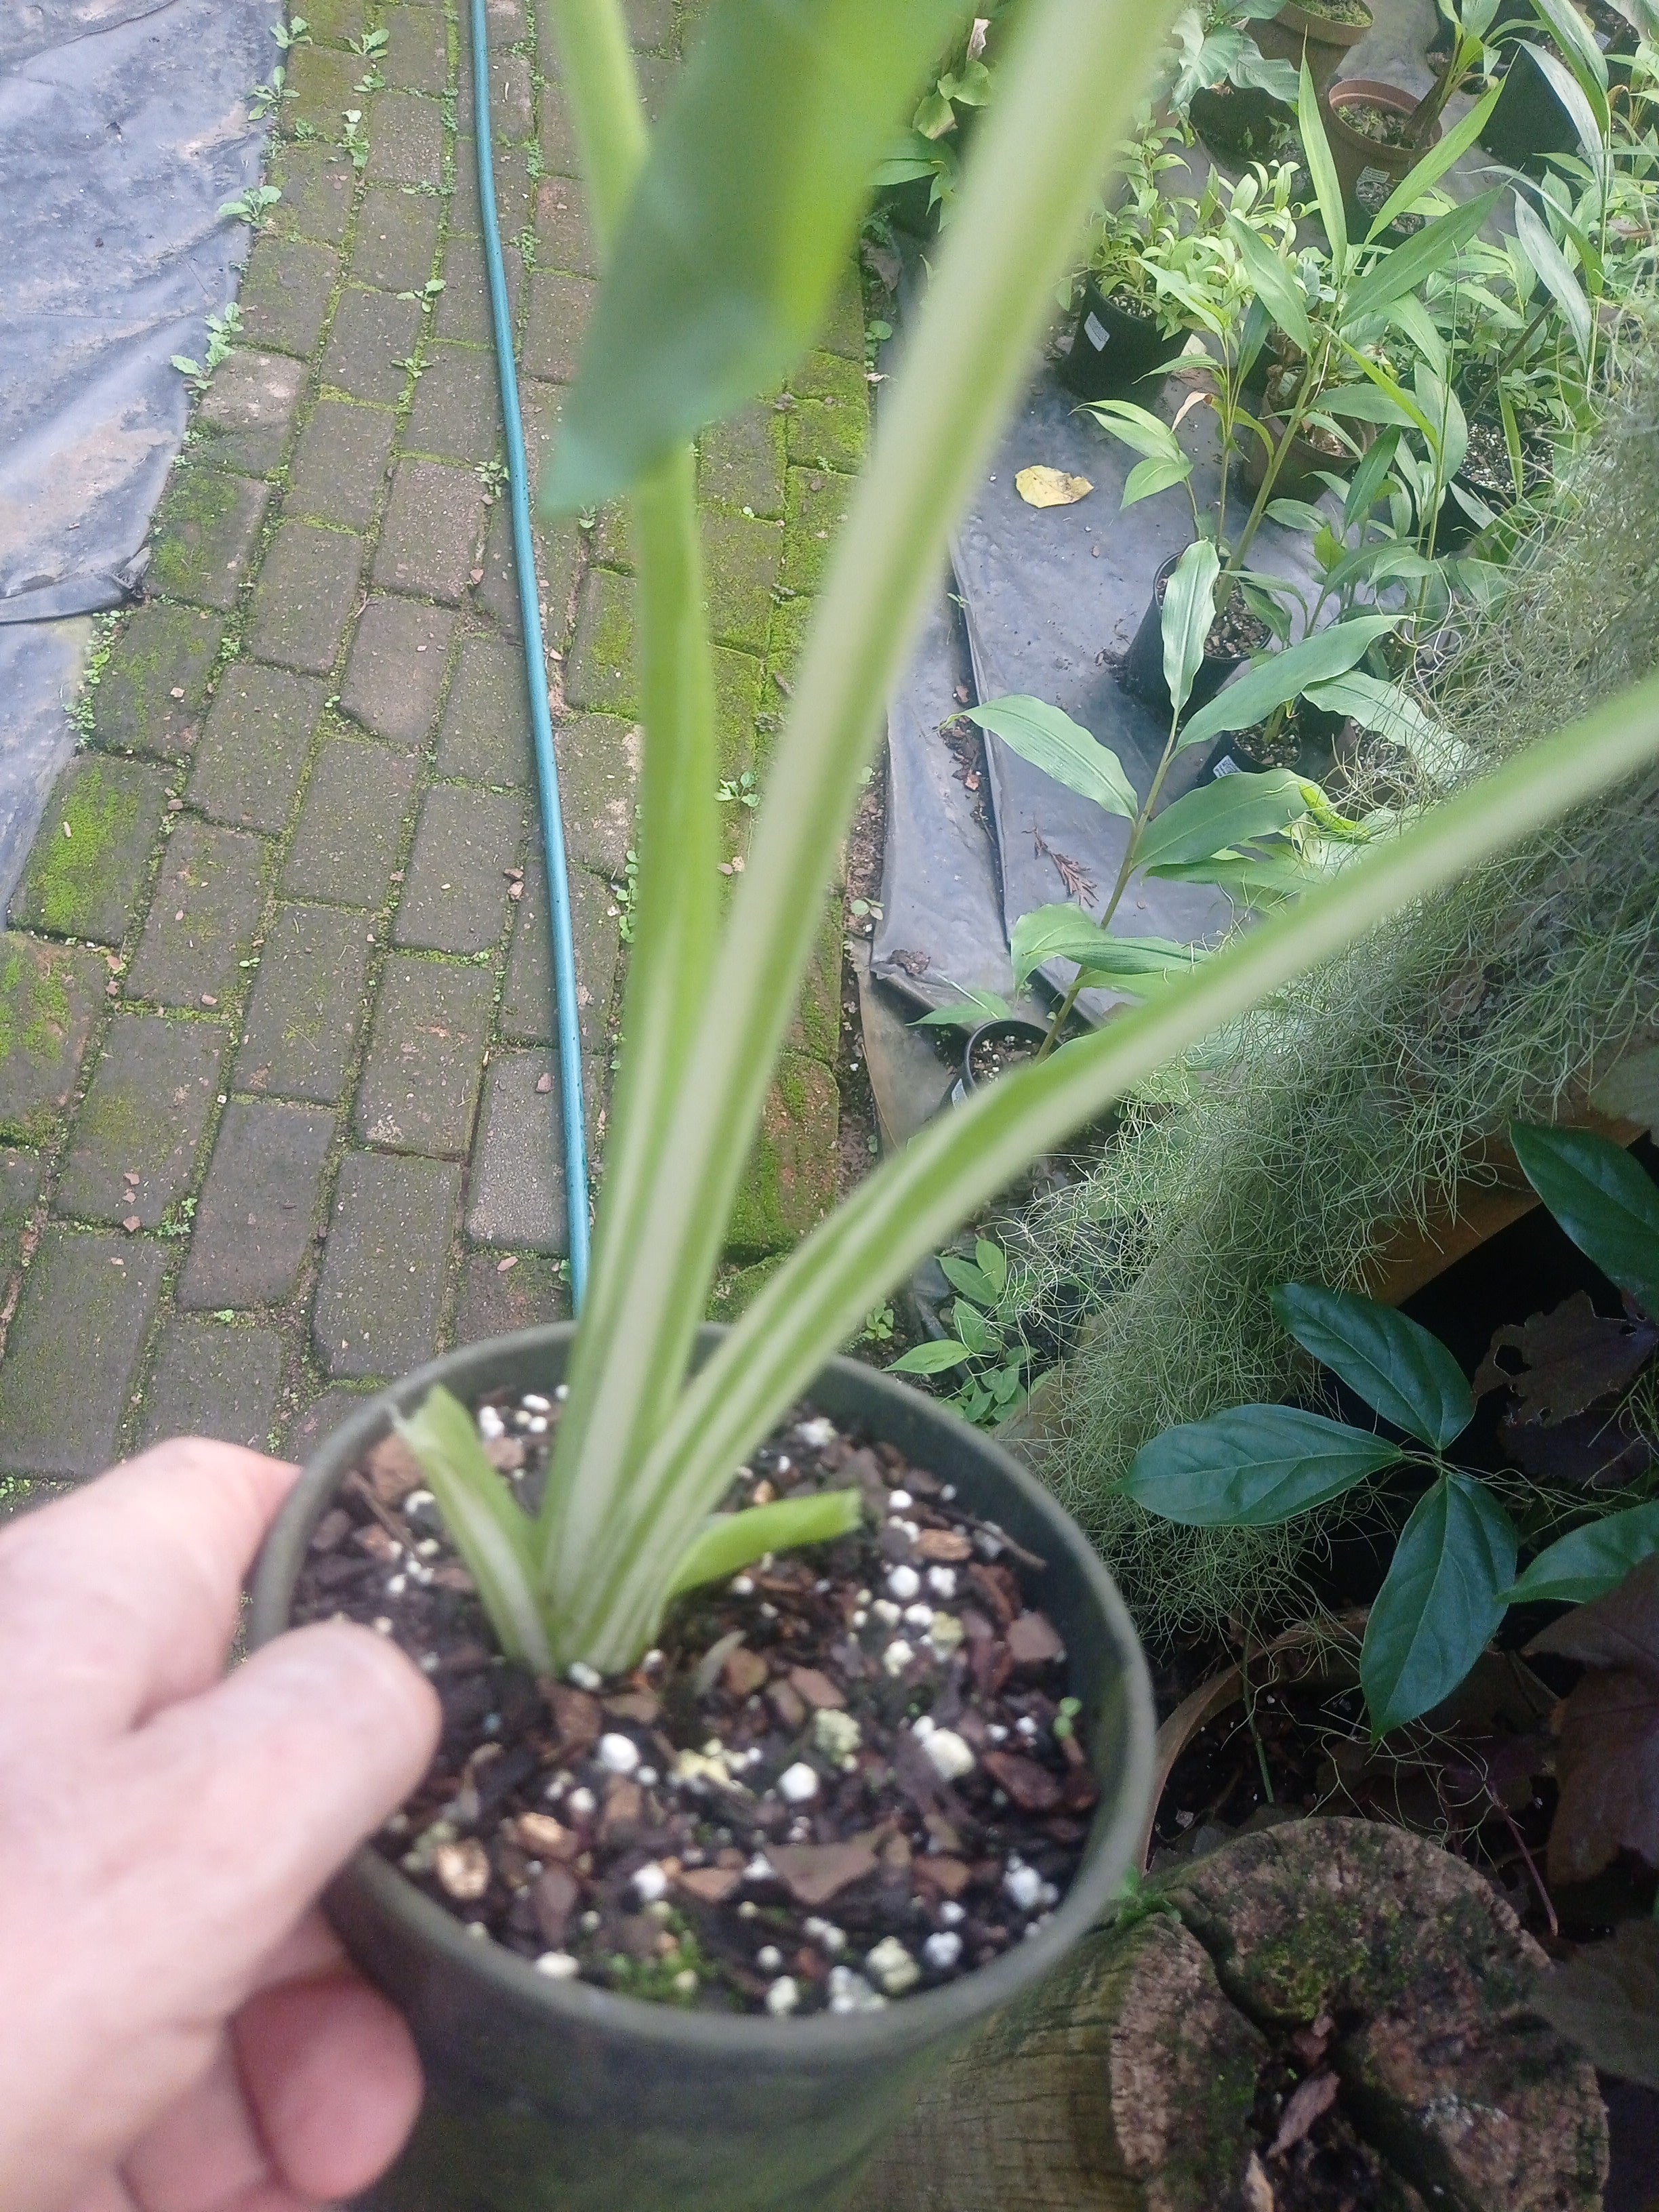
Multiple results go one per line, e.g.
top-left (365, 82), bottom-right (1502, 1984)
top-left (470, 0), bottom-right (591, 1309)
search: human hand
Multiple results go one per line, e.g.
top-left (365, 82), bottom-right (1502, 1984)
top-left (0, 1439), bottom-right (441, 2212)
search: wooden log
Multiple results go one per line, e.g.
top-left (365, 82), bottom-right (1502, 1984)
top-left (854, 1820), bottom-right (1607, 2212)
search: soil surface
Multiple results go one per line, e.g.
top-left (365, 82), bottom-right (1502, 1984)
top-left (1296, 0), bottom-right (1372, 23)
top-left (293, 1395), bottom-right (1095, 2015)
top-left (1457, 415), bottom-right (1553, 510)
top-left (1332, 98), bottom-right (1416, 148)
top-left (967, 1027), bottom-right (1042, 1086)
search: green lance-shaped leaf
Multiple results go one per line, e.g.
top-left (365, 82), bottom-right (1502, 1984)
top-left (1298, 58), bottom-right (1347, 275)
top-left (1149, 849), bottom-right (1312, 905)
top-left (665, 1488), bottom-right (863, 1599)
top-left (888, 1338), bottom-right (977, 1376)
top-left (1344, 189), bottom-right (1502, 328)
top-left (396, 1385), bottom-right (550, 1670)
top-left (1162, 538), bottom-right (1222, 725)
top-left (1303, 668), bottom-right (1472, 779)
top-left (1511, 193), bottom-right (1593, 362)
top-left (542, 0), bottom-right (967, 511)
top-left (1010, 904), bottom-right (1204, 994)
top-left (1175, 614), bottom-right (1398, 754)
top-left (1364, 79), bottom-right (1504, 240)
top-left (914, 989), bottom-right (1013, 1029)
top-left (1225, 214), bottom-right (1314, 357)
top-left (1360, 1473), bottom-right (1517, 1736)
top-left (1530, 0), bottom-right (1610, 100)
top-left (1123, 1402), bottom-right (1401, 1526)
top-left (1134, 769), bottom-right (1309, 872)
top-left (967, 697), bottom-right (1139, 818)
top-left (939, 1251), bottom-right (999, 1307)
top-left (1271, 1282), bottom-right (1475, 1448)
top-left (1528, 45), bottom-right (1610, 164)
top-left (1510, 1123), bottom-right (1659, 1311)
top-left (1505, 1499), bottom-right (1659, 1607)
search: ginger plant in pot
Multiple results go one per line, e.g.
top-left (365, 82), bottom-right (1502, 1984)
top-left (249, 1), bottom-right (1659, 2207)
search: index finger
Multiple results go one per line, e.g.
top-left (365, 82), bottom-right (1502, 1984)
top-left (0, 1439), bottom-right (300, 1749)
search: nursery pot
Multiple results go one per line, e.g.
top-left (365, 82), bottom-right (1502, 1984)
top-left (1121, 553), bottom-right (1253, 720)
top-left (1240, 409), bottom-right (1375, 501)
top-left (947, 1016), bottom-right (1050, 1107)
top-left (1479, 41), bottom-right (1587, 173)
top-left (1059, 278), bottom-right (1170, 403)
top-left (249, 1324), bottom-right (1155, 2212)
top-left (1251, 0), bottom-right (1373, 100)
top-left (1189, 81), bottom-right (1289, 164)
top-left (1324, 80), bottom-right (1442, 224)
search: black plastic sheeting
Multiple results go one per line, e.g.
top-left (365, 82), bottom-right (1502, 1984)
top-left (0, 0), bottom-right (276, 889)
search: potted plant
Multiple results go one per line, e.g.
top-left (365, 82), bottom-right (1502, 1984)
top-left (249, 0), bottom-right (1659, 2203)
top-left (1061, 117), bottom-right (1204, 401)
top-left (1324, 0), bottom-right (1513, 220)
top-left (1252, 0), bottom-right (1374, 98)
top-left (1163, 0), bottom-right (1303, 160)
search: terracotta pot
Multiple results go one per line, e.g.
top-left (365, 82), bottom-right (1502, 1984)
top-left (1324, 79), bottom-right (1442, 224)
top-left (1252, 0), bottom-right (1374, 100)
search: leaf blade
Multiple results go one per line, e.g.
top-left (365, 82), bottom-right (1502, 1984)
top-left (1124, 1403), bottom-right (1400, 1527)
top-left (1162, 538), bottom-right (1222, 725)
top-left (1175, 613), bottom-right (1398, 754)
top-left (666, 1488), bottom-right (863, 1597)
top-left (1506, 1500), bottom-right (1659, 1606)
top-left (1360, 1473), bottom-right (1517, 1735)
top-left (1510, 1123), bottom-right (1659, 1309)
top-left (968, 695), bottom-right (1138, 817)
top-left (1271, 1282), bottom-right (1474, 1447)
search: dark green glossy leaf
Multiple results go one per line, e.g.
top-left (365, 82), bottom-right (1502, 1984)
top-left (1176, 615), bottom-right (1397, 754)
top-left (1135, 769), bottom-right (1309, 872)
top-left (1360, 1473), bottom-right (1517, 1736)
top-left (939, 1252), bottom-right (998, 1307)
top-left (1123, 1403), bottom-right (1400, 1527)
top-left (1510, 1122), bottom-right (1659, 1310)
top-left (1271, 1281), bottom-right (1475, 1448)
top-left (1506, 1499), bottom-right (1659, 1606)
top-left (542, 0), bottom-right (966, 510)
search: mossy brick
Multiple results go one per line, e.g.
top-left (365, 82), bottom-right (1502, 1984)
top-left (384, 7), bottom-right (448, 92)
top-left (698, 403), bottom-right (787, 520)
top-left (712, 644), bottom-right (762, 781)
top-left (283, 1383), bottom-right (373, 1458)
top-left (590, 500), bottom-right (632, 572)
top-left (500, 862), bottom-right (618, 1147)
top-left (237, 235), bottom-right (339, 359)
top-left (10, 756), bottom-right (169, 945)
top-left (373, 460), bottom-right (485, 605)
top-left (623, 0), bottom-right (676, 50)
top-left (522, 272), bottom-right (596, 384)
top-left (341, 596), bottom-right (458, 745)
top-left (247, 520), bottom-right (364, 677)
top-left (190, 661), bottom-right (325, 833)
top-left (434, 243), bottom-right (521, 345)
top-left (724, 1052), bottom-right (839, 1259)
top-left (535, 178), bottom-right (597, 277)
top-left (352, 189), bottom-right (443, 293)
top-left (456, 48), bottom-right (535, 140)
top-left (766, 589), bottom-right (813, 689)
top-left (785, 904), bottom-right (844, 1063)
top-left (817, 276), bottom-right (868, 363)
top-left (55, 1015), bottom-right (224, 1228)
top-left (0, 1229), bottom-right (166, 1477)
top-left (785, 356), bottom-right (869, 477)
top-left (701, 508), bottom-right (783, 656)
top-left (270, 144), bottom-right (355, 246)
top-left (707, 1254), bottom-right (787, 1323)
top-left (481, 0), bottom-right (529, 47)
top-left (139, 1318), bottom-right (283, 1452)
top-left (474, 496), bottom-right (581, 647)
top-left (287, 44), bottom-right (365, 127)
top-left (365, 91), bottom-right (446, 188)
top-left (537, 85), bottom-right (582, 181)
top-left (453, 1250), bottom-right (569, 1343)
top-left (320, 287), bottom-right (424, 404)
top-left (313, 1149), bottom-right (461, 1376)
top-left (450, 138), bottom-right (531, 236)
top-left (782, 466), bottom-right (855, 594)
top-left (178, 1101), bottom-right (335, 1311)
top-left (0, 939), bottom-right (107, 1143)
top-left (550, 714), bottom-right (638, 875)
top-left (235, 903), bottom-right (373, 1105)
top-left (125, 821), bottom-right (266, 1009)
top-left (288, 399), bottom-right (396, 530)
top-left (354, 956), bottom-right (495, 1155)
top-left (436, 634), bottom-right (531, 785)
top-left (394, 785), bottom-right (525, 954)
top-left (565, 567), bottom-right (637, 716)
top-left (195, 350), bottom-right (307, 478)
top-left (404, 345), bottom-right (504, 465)
top-left (282, 738), bottom-right (419, 906)
top-left (0, 1151), bottom-right (43, 1281)
top-left (147, 468), bottom-right (273, 611)
top-left (466, 1050), bottom-right (567, 1252)
top-left (91, 605), bottom-right (223, 760)
top-left (296, 0), bottom-right (366, 42)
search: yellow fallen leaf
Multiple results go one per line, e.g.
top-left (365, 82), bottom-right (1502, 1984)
top-left (1015, 464), bottom-right (1093, 508)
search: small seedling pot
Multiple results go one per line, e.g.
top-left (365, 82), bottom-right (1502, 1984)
top-left (1199, 695), bottom-right (1343, 783)
top-left (1121, 553), bottom-right (1256, 722)
top-left (249, 1324), bottom-right (1155, 2212)
top-left (947, 1017), bottom-right (1051, 1107)
top-left (1251, 0), bottom-right (1373, 100)
top-left (1240, 409), bottom-right (1374, 502)
top-left (1059, 279), bottom-right (1170, 404)
top-left (1324, 81), bottom-right (1441, 223)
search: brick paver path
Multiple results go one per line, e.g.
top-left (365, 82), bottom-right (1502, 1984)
top-left (0, 0), bottom-right (865, 1505)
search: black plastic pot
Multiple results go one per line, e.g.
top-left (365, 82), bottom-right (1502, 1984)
top-left (1200, 696), bottom-right (1345, 783)
top-left (1120, 553), bottom-right (1250, 722)
top-left (946, 1017), bottom-right (1050, 1107)
top-left (880, 172), bottom-right (940, 238)
top-left (1479, 41), bottom-right (1586, 173)
top-left (1189, 81), bottom-right (1289, 163)
top-left (1059, 279), bottom-right (1170, 403)
top-left (249, 1324), bottom-right (1155, 2212)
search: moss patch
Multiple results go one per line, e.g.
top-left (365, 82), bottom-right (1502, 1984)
top-left (92, 604), bottom-right (224, 759)
top-left (782, 466), bottom-right (856, 595)
top-left (699, 508), bottom-right (783, 655)
top-left (565, 565), bottom-right (638, 716)
top-left (10, 758), bottom-right (169, 945)
top-left (725, 1052), bottom-right (839, 1258)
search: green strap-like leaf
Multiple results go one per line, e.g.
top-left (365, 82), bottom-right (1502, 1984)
top-left (1123, 1403), bottom-right (1400, 1527)
top-left (1360, 1473), bottom-right (1517, 1736)
top-left (1271, 1282), bottom-right (1474, 1448)
top-left (396, 1385), bottom-right (550, 1669)
top-left (1511, 193), bottom-right (1593, 362)
top-left (665, 1488), bottom-right (863, 1598)
top-left (1134, 769), bottom-right (1309, 872)
top-left (1364, 80), bottom-right (1504, 240)
top-left (1225, 213), bottom-right (1314, 356)
top-left (1162, 539), bottom-right (1222, 726)
top-left (1298, 58), bottom-right (1346, 276)
top-left (1175, 614), bottom-right (1398, 754)
top-left (914, 989), bottom-right (1013, 1029)
top-left (1303, 669), bottom-right (1471, 779)
top-left (1345, 190), bottom-right (1502, 328)
top-left (542, 0), bottom-right (967, 510)
top-left (888, 1338), bottom-right (977, 1375)
top-left (1504, 1500), bottom-right (1659, 1606)
top-left (968, 696), bottom-right (1139, 818)
top-left (1011, 903), bottom-right (1203, 992)
top-left (1510, 1123), bottom-right (1659, 1310)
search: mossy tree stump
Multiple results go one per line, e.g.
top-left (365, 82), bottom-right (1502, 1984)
top-left (854, 1820), bottom-right (1606, 2212)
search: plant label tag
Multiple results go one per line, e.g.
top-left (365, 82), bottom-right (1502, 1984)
top-left (1084, 312), bottom-right (1109, 352)
top-left (1212, 753), bottom-right (1241, 778)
